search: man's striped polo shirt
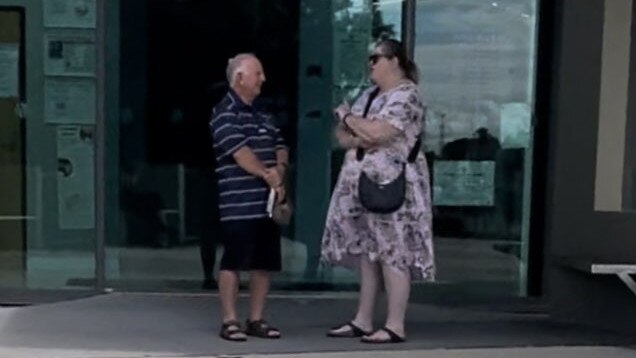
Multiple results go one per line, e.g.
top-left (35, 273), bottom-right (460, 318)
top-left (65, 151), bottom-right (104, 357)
top-left (210, 89), bottom-right (286, 222)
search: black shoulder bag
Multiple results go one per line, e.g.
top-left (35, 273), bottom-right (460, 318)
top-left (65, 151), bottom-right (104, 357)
top-left (354, 88), bottom-right (421, 214)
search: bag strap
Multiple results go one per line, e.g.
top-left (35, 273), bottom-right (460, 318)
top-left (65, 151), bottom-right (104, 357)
top-left (407, 137), bottom-right (421, 163)
top-left (362, 88), bottom-right (380, 118)
top-left (355, 88), bottom-right (380, 161)
top-left (355, 87), bottom-right (421, 164)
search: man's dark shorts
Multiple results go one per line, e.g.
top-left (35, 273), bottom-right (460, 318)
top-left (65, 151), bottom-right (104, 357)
top-left (219, 218), bottom-right (281, 272)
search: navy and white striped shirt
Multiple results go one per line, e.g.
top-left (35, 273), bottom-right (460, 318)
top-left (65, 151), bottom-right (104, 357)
top-left (210, 89), bottom-right (286, 222)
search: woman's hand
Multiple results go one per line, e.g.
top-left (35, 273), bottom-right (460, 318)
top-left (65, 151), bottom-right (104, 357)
top-left (359, 138), bottom-right (375, 149)
top-left (335, 124), bottom-right (356, 148)
top-left (334, 103), bottom-right (351, 121)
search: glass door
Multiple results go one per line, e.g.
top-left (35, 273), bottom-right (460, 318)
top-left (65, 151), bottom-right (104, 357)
top-left (0, 7), bottom-right (25, 288)
top-left (0, 2), bottom-right (98, 295)
top-left (102, 0), bottom-right (406, 291)
top-left (413, 0), bottom-right (539, 296)
top-left (294, 0), bottom-right (404, 286)
top-left (105, 0), bottom-right (302, 290)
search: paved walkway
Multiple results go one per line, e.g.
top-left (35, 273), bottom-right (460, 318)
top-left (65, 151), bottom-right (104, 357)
top-left (1, 346), bottom-right (635, 358)
top-left (0, 293), bottom-right (633, 358)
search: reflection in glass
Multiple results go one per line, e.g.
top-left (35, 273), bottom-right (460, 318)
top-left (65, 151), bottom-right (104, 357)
top-left (108, 1), bottom-right (301, 290)
top-left (296, 0), bottom-right (404, 286)
top-left (415, 0), bottom-right (538, 294)
top-left (0, 8), bottom-right (96, 291)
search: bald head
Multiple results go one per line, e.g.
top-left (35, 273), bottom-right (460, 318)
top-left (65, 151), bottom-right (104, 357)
top-left (226, 53), bottom-right (257, 85)
top-left (226, 53), bottom-right (266, 104)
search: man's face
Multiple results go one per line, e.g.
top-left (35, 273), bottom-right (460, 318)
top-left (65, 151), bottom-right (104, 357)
top-left (237, 57), bottom-right (266, 98)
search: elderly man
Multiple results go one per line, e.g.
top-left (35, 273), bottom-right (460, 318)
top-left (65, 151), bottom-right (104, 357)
top-left (210, 53), bottom-right (288, 341)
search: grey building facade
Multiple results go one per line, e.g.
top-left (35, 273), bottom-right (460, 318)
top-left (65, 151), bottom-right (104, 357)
top-left (0, 0), bottom-right (633, 336)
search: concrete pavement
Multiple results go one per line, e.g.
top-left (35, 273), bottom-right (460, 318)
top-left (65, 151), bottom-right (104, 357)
top-left (0, 346), bottom-right (635, 358)
top-left (0, 292), bottom-right (633, 358)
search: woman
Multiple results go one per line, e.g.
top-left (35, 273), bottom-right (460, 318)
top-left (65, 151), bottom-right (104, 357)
top-left (321, 39), bottom-right (435, 344)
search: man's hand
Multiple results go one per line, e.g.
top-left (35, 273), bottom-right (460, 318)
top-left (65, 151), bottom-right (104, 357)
top-left (262, 168), bottom-right (282, 188)
top-left (275, 163), bottom-right (287, 180)
top-left (275, 185), bottom-right (286, 204)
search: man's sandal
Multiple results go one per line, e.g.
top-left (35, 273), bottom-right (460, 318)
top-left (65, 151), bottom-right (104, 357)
top-left (360, 327), bottom-right (406, 343)
top-left (326, 322), bottom-right (372, 338)
top-left (245, 319), bottom-right (281, 339)
top-left (219, 320), bottom-right (247, 342)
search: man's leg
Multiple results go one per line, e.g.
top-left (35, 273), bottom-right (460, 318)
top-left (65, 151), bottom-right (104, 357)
top-left (219, 269), bottom-right (240, 322)
top-left (247, 270), bottom-right (280, 338)
top-left (248, 270), bottom-right (270, 321)
top-left (218, 269), bottom-right (247, 341)
top-left (243, 218), bottom-right (282, 338)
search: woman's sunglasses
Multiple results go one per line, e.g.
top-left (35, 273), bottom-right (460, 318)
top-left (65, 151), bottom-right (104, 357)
top-left (369, 53), bottom-right (389, 65)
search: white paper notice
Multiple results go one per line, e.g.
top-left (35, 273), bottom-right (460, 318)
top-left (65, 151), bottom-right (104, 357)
top-left (500, 103), bottom-right (531, 148)
top-left (57, 125), bottom-right (95, 229)
top-left (45, 31), bottom-right (96, 76)
top-left (433, 160), bottom-right (496, 206)
top-left (44, 0), bottom-right (96, 28)
top-left (0, 44), bottom-right (19, 98)
top-left (45, 77), bottom-right (96, 124)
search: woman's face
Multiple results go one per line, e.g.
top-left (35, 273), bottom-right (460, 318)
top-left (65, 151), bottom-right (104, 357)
top-left (369, 45), bottom-right (396, 84)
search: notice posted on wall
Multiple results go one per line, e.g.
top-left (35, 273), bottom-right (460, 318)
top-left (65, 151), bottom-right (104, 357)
top-left (57, 125), bottom-right (95, 229)
top-left (433, 160), bottom-right (495, 206)
top-left (45, 77), bottom-right (95, 124)
top-left (0, 44), bottom-right (19, 98)
top-left (500, 102), bottom-right (531, 149)
top-left (44, 0), bottom-right (96, 28)
top-left (45, 30), bottom-right (96, 77)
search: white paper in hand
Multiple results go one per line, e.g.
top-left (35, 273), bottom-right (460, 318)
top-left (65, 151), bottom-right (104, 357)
top-left (266, 188), bottom-right (276, 218)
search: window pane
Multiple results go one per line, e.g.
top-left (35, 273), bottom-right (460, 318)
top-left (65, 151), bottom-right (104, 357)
top-left (0, 6), bottom-right (96, 290)
top-left (106, 1), bottom-right (302, 289)
top-left (296, 0), bottom-right (404, 286)
top-left (415, 0), bottom-right (539, 295)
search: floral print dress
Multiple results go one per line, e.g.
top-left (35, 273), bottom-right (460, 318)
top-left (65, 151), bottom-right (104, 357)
top-left (321, 81), bottom-right (435, 281)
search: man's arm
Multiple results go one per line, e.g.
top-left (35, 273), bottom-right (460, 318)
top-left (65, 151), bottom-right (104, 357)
top-left (212, 110), bottom-right (281, 187)
top-left (233, 147), bottom-right (281, 188)
top-left (275, 148), bottom-right (289, 179)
